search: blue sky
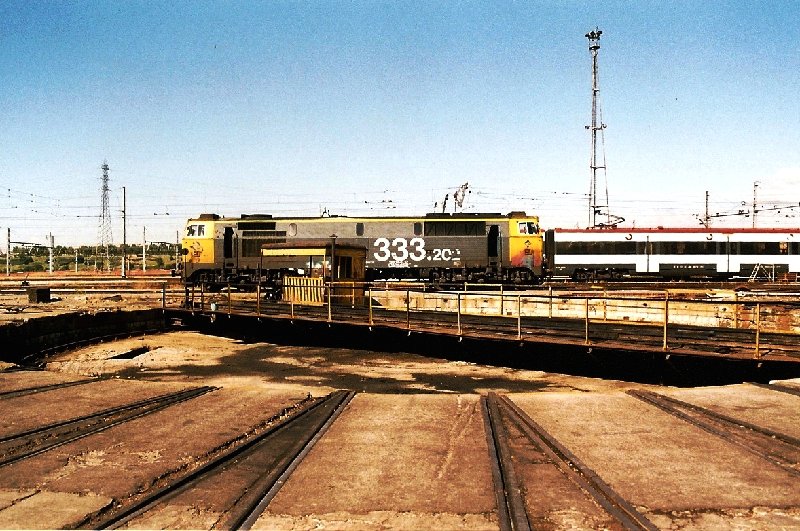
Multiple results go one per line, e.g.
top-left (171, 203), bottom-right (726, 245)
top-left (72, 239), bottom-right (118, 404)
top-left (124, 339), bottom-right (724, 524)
top-left (1, 1), bottom-right (798, 246)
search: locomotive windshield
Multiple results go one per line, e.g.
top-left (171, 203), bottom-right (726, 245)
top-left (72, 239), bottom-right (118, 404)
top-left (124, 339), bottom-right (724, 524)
top-left (518, 222), bottom-right (539, 235)
top-left (186, 224), bottom-right (205, 237)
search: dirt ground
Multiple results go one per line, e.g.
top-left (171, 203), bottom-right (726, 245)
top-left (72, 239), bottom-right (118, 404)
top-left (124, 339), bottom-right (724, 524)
top-left (2, 290), bottom-right (800, 529)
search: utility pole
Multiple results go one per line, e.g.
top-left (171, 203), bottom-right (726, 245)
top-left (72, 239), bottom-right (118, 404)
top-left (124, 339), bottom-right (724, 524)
top-left (704, 191), bottom-right (710, 228)
top-left (6, 228), bottom-right (10, 276)
top-left (48, 233), bottom-right (54, 274)
top-left (752, 181), bottom-right (759, 228)
top-left (98, 161), bottom-right (113, 271)
top-left (142, 227), bottom-right (146, 272)
top-left (121, 186), bottom-right (127, 278)
top-left (586, 28), bottom-right (608, 228)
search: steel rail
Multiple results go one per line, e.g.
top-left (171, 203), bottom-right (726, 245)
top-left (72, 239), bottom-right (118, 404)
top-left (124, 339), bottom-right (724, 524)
top-left (480, 396), bottom-right (531, 531)
top-left (749, 382), bottom-right (800, 398)
top-left (628, 390), bottom-right (800, 477)
top-left (234, 389), bottom-right (356, 530)
top-left (491, 393), bottom-right (657, 531)
top-left (86, 390), bottom-right (354, 530)
top-left (0, 378), bottom-right (99, 399)
top-left (0, 386), bottom-right (216, 467)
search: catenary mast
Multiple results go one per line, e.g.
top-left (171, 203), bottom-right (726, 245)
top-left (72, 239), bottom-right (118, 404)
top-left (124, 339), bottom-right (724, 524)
top-left (585, 28), bottom-right (622, 228)
top-left (98, 161), bottom-right (113, 271)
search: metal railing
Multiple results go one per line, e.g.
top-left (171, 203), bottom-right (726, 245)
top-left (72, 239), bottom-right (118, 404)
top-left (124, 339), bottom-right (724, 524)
top-left (179, 282), bottom-right (800, 361)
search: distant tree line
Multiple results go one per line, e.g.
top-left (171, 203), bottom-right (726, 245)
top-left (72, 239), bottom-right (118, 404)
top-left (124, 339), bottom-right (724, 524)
top-left (1, 243), bottom-right (178, 273)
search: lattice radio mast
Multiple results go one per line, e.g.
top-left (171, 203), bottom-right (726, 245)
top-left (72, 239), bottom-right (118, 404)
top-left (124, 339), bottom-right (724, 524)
top-left (585, 28), bottom-right (623, 228)
top-left (98, 160), bottom-right (113, 271)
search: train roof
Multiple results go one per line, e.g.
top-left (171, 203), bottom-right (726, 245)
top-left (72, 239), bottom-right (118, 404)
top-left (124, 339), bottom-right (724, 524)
top-left (551, 227), bottom-right (800, 234)
top-left (190, 212), bottom-right (537, 222)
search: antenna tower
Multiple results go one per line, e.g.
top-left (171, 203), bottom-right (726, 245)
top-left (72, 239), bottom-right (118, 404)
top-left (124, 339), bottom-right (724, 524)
top-left (98, 161), bottom-right (113, 271)
top-left (585, 28), bottom-right (623, 228)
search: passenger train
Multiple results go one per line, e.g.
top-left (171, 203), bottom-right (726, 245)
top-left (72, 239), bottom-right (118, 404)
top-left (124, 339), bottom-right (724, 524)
top-left (181, 212), bottom-right (543, 285)
top-left (545, 227), bottom-right (800, 281)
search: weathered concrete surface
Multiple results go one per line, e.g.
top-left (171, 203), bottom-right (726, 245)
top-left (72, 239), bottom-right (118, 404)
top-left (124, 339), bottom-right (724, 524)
top-left (259, 394), bottom-right (496, 529)
top-left (511, 389), bottom-right (800, 528)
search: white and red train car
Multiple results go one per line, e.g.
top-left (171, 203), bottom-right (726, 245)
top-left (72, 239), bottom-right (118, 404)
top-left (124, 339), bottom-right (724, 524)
top-left (544, 227), bottom-right (800, 280)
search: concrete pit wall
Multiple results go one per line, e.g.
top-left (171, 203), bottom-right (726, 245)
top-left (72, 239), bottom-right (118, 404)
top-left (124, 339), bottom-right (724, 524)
top-left (0, 309), bottom-right (169, 366)
top-left (369, 290), bottom-right (800, 333)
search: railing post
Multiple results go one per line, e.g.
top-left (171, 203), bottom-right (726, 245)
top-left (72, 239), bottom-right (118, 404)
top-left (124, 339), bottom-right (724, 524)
top-left (327, 284), bottom-right (332, 323)
top-left (227, 282), bottom-right (232, 316)
top-left (190, 284), bottom-right (195, 314)
top-left (457, 293), bottom-right (462, 336)
top-left (406, 289), bottom-right (411, 331)
top-left (291, 297), bottom-right (295, 319)
top-left (733, 292), bottom-right (739, 329)
top-left (662, 291), bottom-right (669, 351)
top-left (369, 286), bottom-right (373, 326)
top-left (500, 285), bottom-right (504, 316)
top-left (548, 286), bottom-right (553, 318)
top-left (256, 282), bottom-right (261, 317)
top-left (351, 282), bottom-right (355, 308)
top-left (754, 302), bottom-right (761, 359)
top-left (200, 283), bottom-right (205, 312)
top-left (584, 297), bottom-right (590, 345)
top-left (161, 283), bottom-right (166, 309)
top-left (517, 294), bottom-right (522, 339)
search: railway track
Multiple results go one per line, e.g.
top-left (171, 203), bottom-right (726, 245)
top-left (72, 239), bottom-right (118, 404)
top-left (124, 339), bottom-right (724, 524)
top-left (0, 378), bottom-right (99, 399)
top-left (628, 390), bottom-right (800, 477)
top-left (77, 389), bottom-right (355, 530)
top-left (482, 392), bottom-right (657, 530)
top-left (0, 386), bottom-right (216, 468)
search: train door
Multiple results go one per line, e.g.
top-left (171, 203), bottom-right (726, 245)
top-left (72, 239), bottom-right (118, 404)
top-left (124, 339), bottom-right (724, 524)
top-left (487, 224), bottom-right (499, 261)
top-left (223, 227), bottom-right (237, 273)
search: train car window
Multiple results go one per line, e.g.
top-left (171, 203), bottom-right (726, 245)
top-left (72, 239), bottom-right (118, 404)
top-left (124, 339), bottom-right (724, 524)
top-left (780, 242), bottom-right (789, 255)
top-left (186, 225), bottom-right (196, 237)
top-left (555, 241), bottom-right (636, 255)
top-left (739, 242), bottom-right (781, 254)
top-left (288, 223), bottom-right (297, 237)
top-left (197, 225), bottom-right (205, 236)
top-left (658, 241), bottom-right (716, 254)
top-left (356, 223), bottom-right (364, 236)
top-left (518, 222), bottom-right (539, 235)
top-left (414, 222), bottom-right (422, 236)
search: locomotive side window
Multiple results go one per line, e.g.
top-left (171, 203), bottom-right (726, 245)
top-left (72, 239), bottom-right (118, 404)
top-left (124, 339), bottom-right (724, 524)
top-left (356, 223), bottom-right (364, 236)
top-left (414, 222), bottom-right (422, 236)
top-left (425, 221), bottom-right (485, 236)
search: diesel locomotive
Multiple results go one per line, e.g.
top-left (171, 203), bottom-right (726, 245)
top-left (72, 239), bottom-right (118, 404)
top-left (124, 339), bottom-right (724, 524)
top-left (181, 212), bottom-right (544, 285)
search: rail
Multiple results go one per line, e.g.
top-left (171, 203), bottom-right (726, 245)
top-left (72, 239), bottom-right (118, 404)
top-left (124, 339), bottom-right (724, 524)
top-left (178, 281), bottom-right (800, 362)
